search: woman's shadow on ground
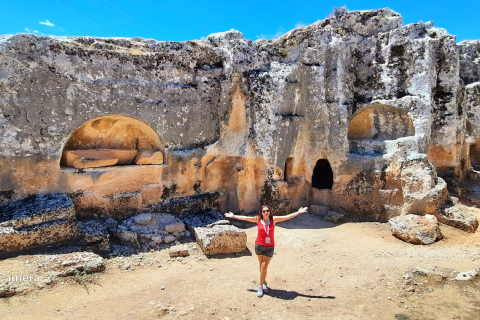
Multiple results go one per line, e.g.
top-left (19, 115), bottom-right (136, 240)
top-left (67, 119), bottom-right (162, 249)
top-left (246, 288), bottom-right (335, 300)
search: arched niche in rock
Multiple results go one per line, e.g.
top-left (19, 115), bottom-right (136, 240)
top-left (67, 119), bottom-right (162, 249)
top-left (312, 159), bottom-right (334, 190)
top-left (470, 143), bottom-right (480, 166)
top-left (348, 104), bottom-right (415, 140)
top-left (61, 115), bottom-right (164, 168)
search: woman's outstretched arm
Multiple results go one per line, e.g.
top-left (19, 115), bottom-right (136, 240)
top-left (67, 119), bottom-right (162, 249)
top-left (273, 207), bottom-right (308, 223)
top-left (224, 212), bottom-right (258, 223)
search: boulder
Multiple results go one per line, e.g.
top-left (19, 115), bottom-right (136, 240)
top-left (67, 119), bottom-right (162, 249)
top-left (323, 211), bottom-right (344, 223)
top-left (194, 221), bottom-right (247, 255)
top-left (164, 235), bottom-right (176, 243)
top-left (165, 221), bottom-right (185, 233)
top-left (436, 205), bottom-right (479, 232)
top-left (60, 149), bottom-right (118, 169)
top-left (132, 213), bottom-right (152, 226)
top-left (112, 230), bottom-right (140, 249)
top-left (310, 205), bottom-right (330, 216)
top-left (0, 193), bottom-right (79, 254)
top-left (151, 235), bottom-right (163, 243)
top-left (169, 244), bottom-right (189, 257)
top-left (134, 149), bottom-right (164, 165)
top-left (389, 214), bottom-right (443, 245)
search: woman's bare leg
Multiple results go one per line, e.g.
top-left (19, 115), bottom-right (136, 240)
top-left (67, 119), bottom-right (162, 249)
top-left (259, 256), bottom-right (272, 285)
top-left (257, 254), bottom-right (264, 282)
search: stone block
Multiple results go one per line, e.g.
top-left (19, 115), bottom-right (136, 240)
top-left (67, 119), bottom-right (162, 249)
top-left (436, 204), bottom-right (479, 232)
top-left (134, 149), bottom-right (164, 165)
top-left (0, 193), bottom-right (79, 254)
top-left (389, 214), bottom-right (443, 245)
top-left (78, 220), bottom-right (111, 253)
top-left (0, 219), bottom-right (79, 254)
top-left (310, 205), bottom-right (330, 216)
top-left (164, 235), bottom-right (176, 243)
top-left (165, 221), bottom-right (185, 233)
top-left (112, 230), bottom-right (140, 249)
top-left (133, 213), bottom-right (152, 225)
top-left (61, 149), bottom-right (118, 169)
top-left (323, 211), bottom-right (344, 223)
top-left (108, 149), bottom-right (138, 165)
top-left (169, 244), bottom-right (189, 257)
top-left (194, 222), bottom-right (247, 255)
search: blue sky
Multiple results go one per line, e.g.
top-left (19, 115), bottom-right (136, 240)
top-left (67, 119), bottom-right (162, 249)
top-left (1, 0), bottom-right (479, 42)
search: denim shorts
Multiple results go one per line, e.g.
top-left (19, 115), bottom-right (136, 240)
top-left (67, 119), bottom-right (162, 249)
top-left (254, 244), bottom-right (275, 257)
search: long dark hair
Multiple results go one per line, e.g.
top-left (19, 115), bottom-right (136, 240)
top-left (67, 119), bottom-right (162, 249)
top-left (255, 205), bottom-right (274, 224)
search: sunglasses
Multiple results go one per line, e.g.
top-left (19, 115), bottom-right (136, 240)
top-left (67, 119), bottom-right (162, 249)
top-left (262, 209), bottom-right (270, 213)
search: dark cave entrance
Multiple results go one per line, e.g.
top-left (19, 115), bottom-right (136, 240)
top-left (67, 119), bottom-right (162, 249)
top-left (312, 159), bottom-right (333, 189)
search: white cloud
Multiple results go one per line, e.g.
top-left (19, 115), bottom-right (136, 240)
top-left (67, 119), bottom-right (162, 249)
top-left (24, 28), bottom-right (31, 32)
top-left (39, 20), bottom-right (54, 27)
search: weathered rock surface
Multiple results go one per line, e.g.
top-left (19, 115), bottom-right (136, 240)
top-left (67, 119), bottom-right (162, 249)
top-left (458, 40), bottom-right (480, 85)
top-left (0, 8), bottom-right (478, 227)
top-left (310, 205), bottom-right (330, 216)
top-left (0, 194), bottom-right (78, 253)
top-left (133, 213), bottom-right (152, 225)
top-left (78, 220), bottom-right (111, 253)
top-left (389, 214), bottom-right (443, 245)
top-left (60, 149), bottom-right (119, 168)
top-left (112, 230), bottom-right (140, 249)
top-left (134, 149), bottom-right (164, 165)
top-left (323, 211), bottom-right (345, 223)
top-left (437, 204), bottom-right (479, 233)
top-left (169, 244), bottom-right (189, 257)
top-left (181, 210), bottom-right (224, 230)
top-left (194, 220), bottom-right (247, 255)
top-left (0, 252), bottom-right (105, 298)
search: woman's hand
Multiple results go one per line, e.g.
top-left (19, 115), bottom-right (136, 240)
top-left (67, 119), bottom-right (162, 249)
top-left (224, 212), bottom-right (234, 219)
top-left (298, 207), bottom-right (308, 214)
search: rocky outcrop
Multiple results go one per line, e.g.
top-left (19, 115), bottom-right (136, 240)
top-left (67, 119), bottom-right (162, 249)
top-left (389, 214), bottom-right (443, 245)
top-left (194, 220), bottom-right (247, 255)
top-left (0, 194), bottom-right (79, 254)
top-left (0, 8), bottom-right (478, 226)
top-left (458, 40), bottom-right (480, 85)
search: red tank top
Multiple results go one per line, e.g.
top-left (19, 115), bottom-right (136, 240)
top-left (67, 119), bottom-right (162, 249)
top-left (255, 218), bottom-right (275, 246)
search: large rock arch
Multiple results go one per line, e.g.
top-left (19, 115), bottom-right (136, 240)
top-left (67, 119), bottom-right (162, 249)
top-left (61, 115), bottom-right (164, 168)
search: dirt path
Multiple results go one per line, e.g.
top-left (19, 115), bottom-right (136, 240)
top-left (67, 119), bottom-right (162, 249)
top-left (1, 211), bottom-right (480, 320)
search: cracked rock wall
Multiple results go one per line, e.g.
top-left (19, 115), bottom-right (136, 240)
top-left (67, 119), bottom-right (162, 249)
top-left (0, 8), bottom-right (478, 221)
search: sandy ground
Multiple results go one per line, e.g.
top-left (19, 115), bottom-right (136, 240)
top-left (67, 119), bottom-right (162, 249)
top-left (1, 211), bottom-right (480, 320)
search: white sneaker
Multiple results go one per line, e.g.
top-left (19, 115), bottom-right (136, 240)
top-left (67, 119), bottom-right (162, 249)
top-left (257, 285), bottom-right (263, 297)
top-left (262, 282), bottom-right (268, 293)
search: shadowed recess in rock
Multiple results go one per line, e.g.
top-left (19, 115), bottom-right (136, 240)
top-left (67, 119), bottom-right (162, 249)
top-left (312, 159), bottom-right (334, 190)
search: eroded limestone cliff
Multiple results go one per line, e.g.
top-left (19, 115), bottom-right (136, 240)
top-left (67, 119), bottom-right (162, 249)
top-left (1, 8), bottom-right (479, 226)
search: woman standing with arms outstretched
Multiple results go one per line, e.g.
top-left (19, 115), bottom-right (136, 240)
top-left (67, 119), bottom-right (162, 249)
top-left (225, 205), bottom-right (308, 297)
